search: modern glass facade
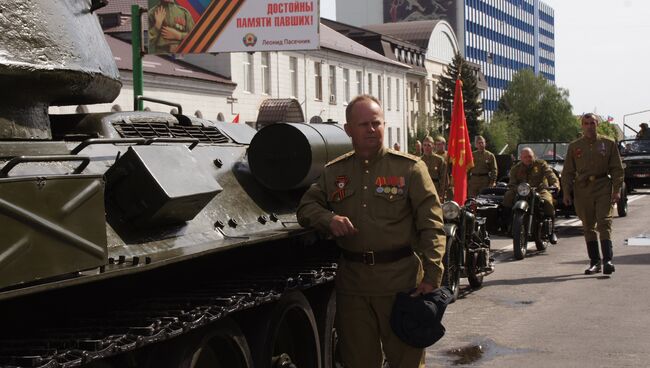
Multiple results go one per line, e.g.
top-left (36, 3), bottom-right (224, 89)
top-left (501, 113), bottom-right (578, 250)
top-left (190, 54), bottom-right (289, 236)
top-left (464, 0), bottom-right (555, 120)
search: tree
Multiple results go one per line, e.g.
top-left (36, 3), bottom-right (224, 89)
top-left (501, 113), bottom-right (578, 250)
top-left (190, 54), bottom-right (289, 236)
top-left (498, 69), bottom-right (579, 142)
top-left (434, 53), bottom-right (483, 139)
top-left (483, 112), bottom-right (521, 155)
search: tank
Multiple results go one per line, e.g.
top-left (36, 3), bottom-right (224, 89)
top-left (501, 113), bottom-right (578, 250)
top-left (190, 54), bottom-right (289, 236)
top-left (0, 2), bottom-right (351, 367)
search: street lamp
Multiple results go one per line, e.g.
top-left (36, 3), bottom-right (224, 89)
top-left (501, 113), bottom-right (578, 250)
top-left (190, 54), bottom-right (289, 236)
top-left (623, 109), bottom-right (650, 137)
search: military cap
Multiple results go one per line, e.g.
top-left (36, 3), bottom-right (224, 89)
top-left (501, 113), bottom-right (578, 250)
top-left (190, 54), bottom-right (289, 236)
top-left (433, 136), bottom-right (446, 143)
top-left (423, 135), bottom-right (434, 143)
top-left (390, 287), bottom-right (453, 348)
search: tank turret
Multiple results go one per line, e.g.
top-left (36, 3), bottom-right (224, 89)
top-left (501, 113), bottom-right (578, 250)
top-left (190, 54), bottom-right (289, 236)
top-left (0, 0), bottom-right (121, 139)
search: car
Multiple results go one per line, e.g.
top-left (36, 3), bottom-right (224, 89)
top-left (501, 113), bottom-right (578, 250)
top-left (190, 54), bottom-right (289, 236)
top-left (619, 139), bottom-right (650, 192)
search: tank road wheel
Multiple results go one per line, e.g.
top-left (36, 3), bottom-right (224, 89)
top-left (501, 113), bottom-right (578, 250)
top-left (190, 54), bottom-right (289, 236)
top-left (306, 285), bottom-right (342, 368)
top-left (512, 212), bottom-right (528, 260)
top-left (145, 318), bottom-right (253, 368)
top-left (617, 183), bottom-right (628, 217)
top-left (244, 291), bottom-right (321, 368)
top-left (441, 237), bottom-right (461, 302)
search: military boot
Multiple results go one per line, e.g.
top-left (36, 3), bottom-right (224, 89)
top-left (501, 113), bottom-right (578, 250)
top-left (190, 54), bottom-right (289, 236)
top-left (584, 241), bottom-right (601, 275)
top-left (601, 239), bottom-right (615, 275)
top-left (549, 217), bottom-right (558, 245)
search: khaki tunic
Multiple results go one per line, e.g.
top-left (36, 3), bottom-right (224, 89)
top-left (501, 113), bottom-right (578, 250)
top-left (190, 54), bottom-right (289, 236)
top-left (503, 159), bottom-right (558, 216)
top-left (436, 150), bottom-right (454, 201)
top-left (561, 135), bottom-right (624, 241)
top-left (468, 150), bottom-right (498, 197)
top-left (148, 2), bottom-right (195, 54)
top-left (421, 153), bottom-right (447, 198)
top-left (297, 147), bottom-right (446, 294)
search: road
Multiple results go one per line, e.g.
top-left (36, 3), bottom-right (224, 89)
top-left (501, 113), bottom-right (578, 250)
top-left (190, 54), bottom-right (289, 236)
top-left (425, 192), bottom-right (650, 367)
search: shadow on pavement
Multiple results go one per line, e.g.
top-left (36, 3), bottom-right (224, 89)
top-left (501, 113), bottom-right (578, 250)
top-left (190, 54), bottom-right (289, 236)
top-left (560, 252), bottom-right (650, 266)
top-left (482, 273), bottom-right (589, 286)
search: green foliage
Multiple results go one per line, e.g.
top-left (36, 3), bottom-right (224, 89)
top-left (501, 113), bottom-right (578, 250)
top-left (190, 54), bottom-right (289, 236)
top-left (483, 112), bottom-right (521, 155)
top-left (407, 115), bottom-right (443, 154)
top-left (497, 69), bottom-right (579, 142)
top-left (434, 53), bottom-right (483, 139)
top-left (597, 121), bottom-right (620, 140)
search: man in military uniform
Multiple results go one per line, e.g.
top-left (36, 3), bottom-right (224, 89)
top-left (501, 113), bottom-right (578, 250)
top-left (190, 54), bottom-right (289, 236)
top-left (637, 123), bottom-right (650, 139)
top-left (148, 0), bottom-right (195, 54)
top-left (434, 136), bottom-right (453, 201)
top-left (562, 113), bottom-right (624, 275)
top-left (297, 95), bottom-right (446, 368)
top-left (420, 136), bottom-right (447, 198)
top-left (503, 147), bottom-right (559, 243)
top-left (467, 135), bottom-right (498, 197)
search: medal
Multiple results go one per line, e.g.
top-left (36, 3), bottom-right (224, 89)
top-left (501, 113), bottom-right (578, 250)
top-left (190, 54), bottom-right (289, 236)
top-left (391, 187), bottom-right (398, 194)
top-left (376, 187), bottom-right (384, 193)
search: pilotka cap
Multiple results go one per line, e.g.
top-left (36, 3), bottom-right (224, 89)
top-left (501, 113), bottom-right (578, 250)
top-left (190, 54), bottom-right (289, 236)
top-left (390, 286), bottom-right (453, 348)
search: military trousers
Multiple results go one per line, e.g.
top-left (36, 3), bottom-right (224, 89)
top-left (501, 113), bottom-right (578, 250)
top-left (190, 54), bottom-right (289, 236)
top-left (573, 182), bottom-right (613, 242)
top-left (467, 176), bottom-right (491, 197)
top-left (336, 293), bottom-right (425, 368)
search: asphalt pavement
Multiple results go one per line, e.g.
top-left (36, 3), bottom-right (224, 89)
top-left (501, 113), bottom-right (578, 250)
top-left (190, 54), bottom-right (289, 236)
top-left (425, 191), bottom-right (650, 367)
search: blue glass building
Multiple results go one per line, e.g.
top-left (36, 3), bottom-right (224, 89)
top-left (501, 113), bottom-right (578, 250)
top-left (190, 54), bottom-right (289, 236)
top-left (464, 0), bottom-right (555, 120)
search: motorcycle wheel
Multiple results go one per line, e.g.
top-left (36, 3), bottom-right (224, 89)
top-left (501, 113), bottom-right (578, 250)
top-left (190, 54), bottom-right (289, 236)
top-left (467, 251), bottom-right (484, 289)
top-left (441, 237), bottom-right (461, 302)
top-left (617, 183), bottom-right (628, 217)
top-left (512, 211), bottom-right (528, 260)
top-left (534, 221), bottom-right (549, 251)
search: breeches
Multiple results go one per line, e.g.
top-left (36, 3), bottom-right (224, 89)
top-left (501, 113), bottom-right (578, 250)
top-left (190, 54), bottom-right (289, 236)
top-left (336, 293), bottom-right (425, 368)
top-left (468, 176), bottom-right (491, 197)
top-left (574, 188), bottom-right (613, 242)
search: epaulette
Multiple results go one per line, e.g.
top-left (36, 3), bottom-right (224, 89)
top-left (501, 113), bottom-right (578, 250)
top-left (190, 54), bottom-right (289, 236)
top-left (325, 150), bottom-right (355, 167)
top-left (387, 148), bottom-right (420, 162)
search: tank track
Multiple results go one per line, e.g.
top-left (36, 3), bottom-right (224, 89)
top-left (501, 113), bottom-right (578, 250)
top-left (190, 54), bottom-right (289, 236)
top-left (0, 260), bottom-right (337, 368)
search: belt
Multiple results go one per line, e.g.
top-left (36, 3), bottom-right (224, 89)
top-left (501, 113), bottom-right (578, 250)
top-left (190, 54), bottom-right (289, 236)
top-left (340, 246), bottom-right (413, 266)
top-left (586, 174), bottom-right (609, 182)
top-left (472, 173), bottom-right (490, 177)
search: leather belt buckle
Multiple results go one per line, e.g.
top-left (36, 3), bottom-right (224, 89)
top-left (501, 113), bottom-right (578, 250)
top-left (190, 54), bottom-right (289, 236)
top-left (363, 251), bottom-right (375, 265)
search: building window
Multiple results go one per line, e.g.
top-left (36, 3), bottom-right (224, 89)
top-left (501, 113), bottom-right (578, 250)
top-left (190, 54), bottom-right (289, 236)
top-left (343, 68), bottom-right (350, 102)
top-left (261, 52), bottom-right (271, 95)
top-left (396, 79), bottom-right (401, 111)
top-left (314, 62), bottom-right (322, 101)
top-left (243, 53), bottom-right (254, 92)
top-left (356, 71), bottom-right (362, 96)
top-left (377, 75), bottom-right (383, 102)
top-left (388, 127), bottom-right (393, 147)
top-left (329, 65), bottom-right (337, 104)
top-left (387, 77), bottom-right (392, 110)
top-left (368, 73), bottom-right (372, 96)
top-left (290, 56), bottom-right (298, 98)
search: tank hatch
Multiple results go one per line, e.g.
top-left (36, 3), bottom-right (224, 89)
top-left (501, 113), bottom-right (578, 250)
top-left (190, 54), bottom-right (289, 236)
top-left (0, 1), bottom-right (121, 140)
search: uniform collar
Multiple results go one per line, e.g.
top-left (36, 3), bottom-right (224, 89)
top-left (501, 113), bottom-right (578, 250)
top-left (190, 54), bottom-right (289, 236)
top-left (357, 146), bottom-right (387, 167)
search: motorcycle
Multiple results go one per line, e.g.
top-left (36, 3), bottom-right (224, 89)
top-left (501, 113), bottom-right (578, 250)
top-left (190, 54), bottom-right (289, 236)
top-left (511, 183), bottom-right (556, 260)
top-left (441, 199), bottom-right (495, 301)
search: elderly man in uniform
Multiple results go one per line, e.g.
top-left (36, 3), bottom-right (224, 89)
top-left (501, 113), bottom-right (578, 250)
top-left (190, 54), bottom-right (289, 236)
top-left (467, 135), bottom-right (498, 197)
top-left (503, 147), bottom-right (559, 243)
top-left (434, 136), bottom-right (453, 201)
top-left (148, 0), bottom-right (195, 54)
top-left (297, 95), bottom-right (446, 368)
top-left (421, 136), bottom-right (448, 198)
top-left (562, 113), bottom-right (624, 275)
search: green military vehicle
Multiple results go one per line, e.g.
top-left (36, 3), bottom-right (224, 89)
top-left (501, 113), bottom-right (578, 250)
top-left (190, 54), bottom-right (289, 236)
top-left (0, 2), bottom-right (349, 367)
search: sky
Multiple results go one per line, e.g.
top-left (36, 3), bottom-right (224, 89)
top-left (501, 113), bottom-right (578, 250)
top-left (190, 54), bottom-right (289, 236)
top-left (319, 0), bottom-right (650, 135)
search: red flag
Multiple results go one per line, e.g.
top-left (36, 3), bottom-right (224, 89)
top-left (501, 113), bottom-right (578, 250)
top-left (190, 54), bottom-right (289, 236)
top-left (447, 79), bottom-right (474, 205)
top-left (232, 114), bottom-right (240, 123)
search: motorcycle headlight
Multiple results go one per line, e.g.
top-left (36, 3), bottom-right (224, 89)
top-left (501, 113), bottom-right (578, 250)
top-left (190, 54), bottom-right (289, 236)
top-left (442, 201), bottom-right (461, 220)
top-left (517, 183), bottom-right (531, 197)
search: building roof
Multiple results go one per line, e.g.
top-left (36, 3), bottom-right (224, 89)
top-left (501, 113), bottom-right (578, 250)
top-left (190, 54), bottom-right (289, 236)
top-left (256, 99), bottom-right (305, 125)
top-left (364, 20), bottom-right (443, 50)
top-left (106, 35), bottom-right (234, 85)
top-left (96, 0), bottom-right (148, 33)
top-left (320, 24), bottom-right (409, 68)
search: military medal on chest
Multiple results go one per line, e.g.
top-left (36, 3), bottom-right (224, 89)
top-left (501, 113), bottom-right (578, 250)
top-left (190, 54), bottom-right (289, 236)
top-left (575, 148), bottom-right (582, 159)
top-left (375, 175), bottom-right (405, 195)
top-left (331, 175), bottom-right (349, 201)
top-left (599, 141), bottom-right (607, 156)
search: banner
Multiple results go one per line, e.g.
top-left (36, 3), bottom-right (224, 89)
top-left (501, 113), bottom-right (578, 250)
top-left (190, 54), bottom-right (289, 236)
top-left (147, 0), bottom-right (320, 54)
top-left (447, 78), bottom-right (474, 205)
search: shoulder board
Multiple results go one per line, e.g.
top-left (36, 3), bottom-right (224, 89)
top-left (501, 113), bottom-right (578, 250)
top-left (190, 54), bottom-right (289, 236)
top-left (325, 150), bottom-right (355, 167)
top-left (597, 135), bottom-right (616, 144)
top-left (387, 148), bottom-right (420, 162)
